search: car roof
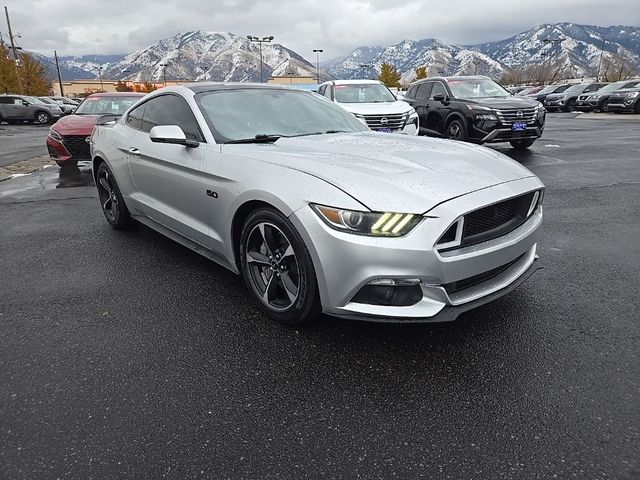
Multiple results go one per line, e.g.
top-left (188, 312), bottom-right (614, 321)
top-left (327, 79), bottom-right (383, 85)
top-left (85, 92), bottom-right (145, 98)
top-left (186, 82), bottom-right (318, 94)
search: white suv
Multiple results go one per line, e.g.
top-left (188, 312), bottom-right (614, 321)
top-left (317, 80), bottom-right (419, 135)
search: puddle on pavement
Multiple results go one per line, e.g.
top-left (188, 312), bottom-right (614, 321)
top-left (0, 161), bottom-right (95, 198)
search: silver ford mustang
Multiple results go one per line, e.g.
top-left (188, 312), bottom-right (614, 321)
top-left (90, 83), bottom-right (544, 325)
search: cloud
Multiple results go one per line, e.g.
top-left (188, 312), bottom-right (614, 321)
top-left (4, 0), bottom-right (639, 60)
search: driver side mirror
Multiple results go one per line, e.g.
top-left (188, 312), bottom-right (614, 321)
top-left (149, 125), bottom-right (199, 148)
top-left (432, 93), bottom-right (448, 103)
top-left (22, 100), bottom-right (29, 106)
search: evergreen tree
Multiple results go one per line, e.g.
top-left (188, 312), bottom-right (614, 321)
top-left (415, 66), bottom-right (428, 80)
top-left (378, 62), bottom-right (401, 88)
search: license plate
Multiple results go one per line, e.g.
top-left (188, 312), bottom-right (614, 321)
top-left (375, 128), bottom-right (393, 133)
top-left (512, 122), bottom-right (527, 131)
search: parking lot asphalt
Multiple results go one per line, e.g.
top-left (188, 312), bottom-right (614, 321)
top-left (1, 114), bottom-right (639, 479)
top-left (0, 124), bottom-right (49, 168)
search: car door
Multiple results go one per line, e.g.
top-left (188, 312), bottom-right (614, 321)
top-left (411, 83), bottom-right (432, 133)
top-left (4, 96), bottom-right (28, 120)
top-left (126, 94), bottom-right (212, 247)
top-left (0, 96), bottom-right (14, 119)
top-left (425, 81), bottom-right (449, 135)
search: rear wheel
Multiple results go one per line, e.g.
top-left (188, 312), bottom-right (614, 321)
top-left (96, 162), bottom-right (133, 230)
top-left (34, 111), bottom-right (51, 124)
top-left (240, 208), bottom-right (321, 325)
top-left (445, 118), bottom-right (467, 142)
top-left (510, 139), bottom-right (536, 150)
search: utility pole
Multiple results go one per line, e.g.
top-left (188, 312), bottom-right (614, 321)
top-left (596, 36), bottom-right (606, 82)
top-left (4, 6), bottom-right (23, 94)
top-left (54, 50), bottom-right (64, 96)
top-left (94, 66), bottom-right (104, 91)
top-left (313, 49), bottom-right (323, 83)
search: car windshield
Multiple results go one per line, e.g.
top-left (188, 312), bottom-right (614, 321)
top-left (197, 88), bottom-right (368, 143)
top-left (563, 84), bottom-right (587, 94)
top-left (599, 81), bottom-right (639, 93)
top-left (447, 78), bottom-right (510, 98)
top-left (333, 84), bottom-right (397, 103)
top-left (24, 96), bottom-right (48, 105)
top-left (38, 97), bottom-right (56, 104)
top-left (75, 96), bottom-right (140, 115)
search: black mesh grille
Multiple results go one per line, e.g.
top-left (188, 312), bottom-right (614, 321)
top-left (461, 192), bottom-right (535, 247)
top-left (62, 135), bottom-right (91, 159)
top-left (442, 254), bottom-right (524, 295)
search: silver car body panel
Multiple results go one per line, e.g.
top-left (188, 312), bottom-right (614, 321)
top-left (91, 84), bottom-right (544, 322)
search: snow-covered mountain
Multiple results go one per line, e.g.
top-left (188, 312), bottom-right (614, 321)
top-left (327, 39), bottom-right (506, 82)
top-left (38, 24), bottom-right (639, 83)
top-left (474, 23), bottom-right (640, 78)
top-left (325, 23), bottom-right (640, 82)
top-left (100, 31), bottom-right (329, 83)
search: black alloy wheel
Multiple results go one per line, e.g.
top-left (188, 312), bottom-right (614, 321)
top-left (564, 99), bottom-right (576, 112)
top-left (446, 119), bottom-right (466, 141)
top-left (96, 163), bottom-right (133, 229)
top-left (240, 208), bottom-right (320, 325)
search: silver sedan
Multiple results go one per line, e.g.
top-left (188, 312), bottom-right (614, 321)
top-left (90, 84), bottom-right (544, 325)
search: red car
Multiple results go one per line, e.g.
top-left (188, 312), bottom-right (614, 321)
top-left (47, 92), bottom-right (145, 167)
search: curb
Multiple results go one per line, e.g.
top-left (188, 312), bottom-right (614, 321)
top-left (0, 155), bottom-right (55, 182)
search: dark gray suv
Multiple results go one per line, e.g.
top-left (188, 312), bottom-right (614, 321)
top-left (0, 94), bottom-right (63, 125)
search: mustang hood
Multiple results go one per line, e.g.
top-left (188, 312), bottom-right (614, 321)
top-left (224, 133), bottom-right (536, 213)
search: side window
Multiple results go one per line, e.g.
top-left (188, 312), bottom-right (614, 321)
top-left (317, 85), bottom-right (326, 96)
top-left (141, 95), bottom-right (203, 142)
top-left (13, 97), bottom-right (25, 105)
top-left (0, 97), bottom-right (14, 104)
top-left (325, 85), bottom-right (334, 100)
top-left (405, 86), bottom-right (416, 99)
top-left (430, 82), bottom-right (447, 99)
top-left (126, 103), bottom-right (145, 130)
top-left (415, 83), bottom-right (432, 100)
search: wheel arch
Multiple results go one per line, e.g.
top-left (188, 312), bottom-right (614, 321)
top-left (445, 111), bottom-right (467, 130)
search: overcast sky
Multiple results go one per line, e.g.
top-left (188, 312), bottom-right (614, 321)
top-left (2, 0), bottom-right (639, 60)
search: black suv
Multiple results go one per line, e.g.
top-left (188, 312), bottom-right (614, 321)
top-left (606, 86), bottom-right (640, 113)
top-left (403, 76), bottom-right (545, 150)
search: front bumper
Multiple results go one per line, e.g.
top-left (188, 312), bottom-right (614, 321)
top-left (606, 102), bottom-right (637, 112)
top-left (290, 176), bottom-right (544, 322)
top-left (481, 126), bottom-right (542, 144)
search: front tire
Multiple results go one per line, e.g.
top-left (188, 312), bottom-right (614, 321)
top-left (510, 139), bottom-right (536, 150)
top-left (96, 162), bottom-right (133, 230)
top-left (240, 208), bottom-right (321, 325)
top-left (445, 118), bottom-right (467, 142)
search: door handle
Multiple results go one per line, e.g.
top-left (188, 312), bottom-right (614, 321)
top-left (128, 147), bottom-right (141, 157)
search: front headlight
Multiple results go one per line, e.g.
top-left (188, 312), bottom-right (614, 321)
top-left (626, 91), bottom-right (639, 98)
top-left (48, 128), bottom-right (63, 141)
top-left (311, 204), bottom-right (422, 237)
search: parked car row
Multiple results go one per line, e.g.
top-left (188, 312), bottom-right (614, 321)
top-left (0, 94), bottom-right (65, 124)
top-left (515, 80), bottom-right (640, 113)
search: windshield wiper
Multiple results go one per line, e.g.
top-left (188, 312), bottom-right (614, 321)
top-left (289, 130), bottom-right (349, 137)
top-left (225, 134), bottom-right (284, 144)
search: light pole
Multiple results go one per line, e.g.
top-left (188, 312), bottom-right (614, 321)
top-left (247, 35), bottom-right (274, 82)
top-left (596, 36), bottom-right (606, 82)
top-left (359, 63), bottom-right (372, 79)
top-left (313, 49), bottom-right (323, 83)
top-left (159, 63), bottom-right (168, 86)
top-left (94, 66), bottom-right (104, 92)
top-left (541, 37), bottom-right (564, 83)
